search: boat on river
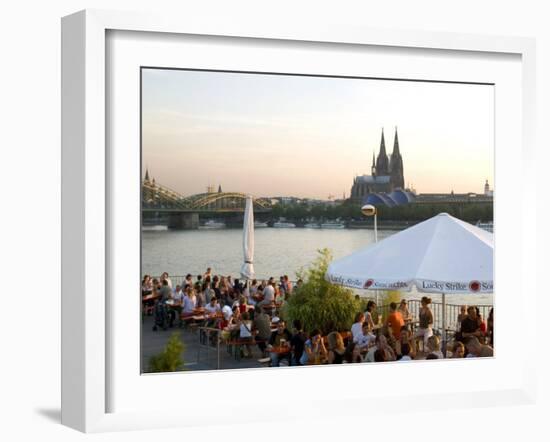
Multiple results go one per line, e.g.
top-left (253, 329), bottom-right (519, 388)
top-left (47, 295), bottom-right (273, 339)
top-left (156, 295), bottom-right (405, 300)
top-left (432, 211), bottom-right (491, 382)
top-left (320, 221), bottom-right (345, 229)
top-left (201, 220), bottom-right (226, 229)
top-left (273, 222), bottom-right (296, 228)
top-left (304, 223), bottom-right (321, 229)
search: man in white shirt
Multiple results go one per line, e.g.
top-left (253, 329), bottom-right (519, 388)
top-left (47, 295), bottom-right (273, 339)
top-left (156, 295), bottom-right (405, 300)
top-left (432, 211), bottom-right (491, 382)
top-left (205, 297), bottom-right (221, 315)
top-left (354, 322), bottom-right (376, 351)
top-left (259, 281), bottom-right (275, 306)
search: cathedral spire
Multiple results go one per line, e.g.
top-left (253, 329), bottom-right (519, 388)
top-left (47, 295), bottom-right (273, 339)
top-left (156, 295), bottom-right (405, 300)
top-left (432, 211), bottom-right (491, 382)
top-left (218, 184), bottom-right (222, 193)
top-left (375, 128), bottom-right (389, 175)
top-left (393, 127), bottom-right (400, 155)
top-left (379, 128), bottom-right (386, 157)
top-left (144, 168), bottom-right (150, 182)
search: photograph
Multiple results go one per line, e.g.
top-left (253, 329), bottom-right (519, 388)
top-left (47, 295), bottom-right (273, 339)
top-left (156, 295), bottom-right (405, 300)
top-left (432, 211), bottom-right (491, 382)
top-left (140, 68), bottom-right (495, 373)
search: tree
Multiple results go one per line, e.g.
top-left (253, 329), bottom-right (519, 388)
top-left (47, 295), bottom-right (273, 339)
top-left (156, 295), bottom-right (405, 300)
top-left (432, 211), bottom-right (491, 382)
top-left (148, 332), bottom-right (185, 373)
top-left (282, 248), bottom-right (361, 335)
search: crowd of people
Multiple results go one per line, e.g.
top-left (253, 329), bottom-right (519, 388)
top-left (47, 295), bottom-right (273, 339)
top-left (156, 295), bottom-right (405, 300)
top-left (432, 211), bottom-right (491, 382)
top-left (142, 270), bottom-right (494, 366)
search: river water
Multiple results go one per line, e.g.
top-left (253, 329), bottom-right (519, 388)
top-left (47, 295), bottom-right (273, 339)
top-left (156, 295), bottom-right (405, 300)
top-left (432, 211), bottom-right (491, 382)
top-left (142, 227), bottom-right (493, 306)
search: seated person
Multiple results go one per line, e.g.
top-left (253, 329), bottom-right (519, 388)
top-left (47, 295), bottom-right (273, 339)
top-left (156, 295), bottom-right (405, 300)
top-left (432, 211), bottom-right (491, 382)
top-left (353, 322), bottom-right (376, 352)
top-left (426, 335), bottom-right (444, 359)
top-left (365, 334), bottom-right (396, 362)
top-left (205, 296), bottom-right (221, 314)
top-left (258, 281), bottom-right (276, 307)
top-left (238, 312), bottom-right (253, 358)
top-left (395, 325), bottom-right (417, 359)
top-left (267, 320), bottom-right (292, 367)
top-left (290, 320), bottom-right (307, 366)
top-left (299, 329), bottom-right (327, 365)
top-left (451, 341), bottom-right (465, 358)
top-left (458, 306), bottom-right (481, 342)
top-left (398, 343), bottom-right (413, 361)
top-left (350, 312), bottom-right (366, 341)
top-left (344, 342), bottom-right (363, 363)
top-left (465, 337), bottom-right (494, 358)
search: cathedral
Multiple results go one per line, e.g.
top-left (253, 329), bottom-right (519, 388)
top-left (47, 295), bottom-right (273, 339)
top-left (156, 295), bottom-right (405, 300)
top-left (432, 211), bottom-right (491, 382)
top-left (350, 128), bottom-right (405, 203)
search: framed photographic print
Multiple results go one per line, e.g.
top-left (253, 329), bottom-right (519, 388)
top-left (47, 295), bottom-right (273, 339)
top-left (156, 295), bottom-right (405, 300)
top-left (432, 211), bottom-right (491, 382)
top-left (62, 9), bottom-right (537, 432)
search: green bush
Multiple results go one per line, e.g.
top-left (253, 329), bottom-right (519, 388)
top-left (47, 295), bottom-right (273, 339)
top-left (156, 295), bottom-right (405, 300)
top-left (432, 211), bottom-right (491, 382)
top-left (282, 248), bottom-right (361, 335)
top-left (148, 332), bottom-right (185, 373)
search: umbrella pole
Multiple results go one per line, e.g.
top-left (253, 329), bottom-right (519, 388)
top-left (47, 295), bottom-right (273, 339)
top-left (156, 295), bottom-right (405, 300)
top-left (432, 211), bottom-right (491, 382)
top-left (442, 292), bottom-right (446, 358)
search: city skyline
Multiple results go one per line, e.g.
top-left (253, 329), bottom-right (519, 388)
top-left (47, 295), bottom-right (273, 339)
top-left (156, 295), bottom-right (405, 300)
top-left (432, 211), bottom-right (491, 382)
top-left (142, 68), bottom-right (494, 199)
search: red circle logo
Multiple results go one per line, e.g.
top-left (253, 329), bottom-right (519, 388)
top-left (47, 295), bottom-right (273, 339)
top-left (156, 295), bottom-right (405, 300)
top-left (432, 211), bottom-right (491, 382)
top-left (364, 279), bottom-right (374, 289)
top-left (469, 281), bottom-right (481, 292)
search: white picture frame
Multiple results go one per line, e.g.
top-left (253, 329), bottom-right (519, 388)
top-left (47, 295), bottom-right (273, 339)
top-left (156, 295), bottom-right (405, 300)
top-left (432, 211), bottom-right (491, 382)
top-left (61, 9), bottom-right (537, 433)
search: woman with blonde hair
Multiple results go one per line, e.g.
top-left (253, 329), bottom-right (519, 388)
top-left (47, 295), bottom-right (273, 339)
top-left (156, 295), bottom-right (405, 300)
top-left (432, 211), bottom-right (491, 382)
top-left (427, 335), bottom-right (444, 359)
top-left (327, 331), bottom-right (346, 364)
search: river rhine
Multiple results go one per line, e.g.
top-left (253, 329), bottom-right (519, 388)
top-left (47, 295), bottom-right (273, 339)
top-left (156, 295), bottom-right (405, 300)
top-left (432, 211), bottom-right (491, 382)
top-left (142, 227), bottom-right (493, 306)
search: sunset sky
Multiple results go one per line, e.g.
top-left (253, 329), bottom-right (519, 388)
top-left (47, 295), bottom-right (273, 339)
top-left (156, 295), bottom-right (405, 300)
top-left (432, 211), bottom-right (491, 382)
top-left (142, 68), bottom-right (494, 199)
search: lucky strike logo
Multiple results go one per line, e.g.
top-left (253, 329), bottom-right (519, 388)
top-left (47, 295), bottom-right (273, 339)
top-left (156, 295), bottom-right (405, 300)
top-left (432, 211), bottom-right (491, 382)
top-left (364, 279), bottom-right (374, 289)
top-left (469, 280), bottom-right (481, 292)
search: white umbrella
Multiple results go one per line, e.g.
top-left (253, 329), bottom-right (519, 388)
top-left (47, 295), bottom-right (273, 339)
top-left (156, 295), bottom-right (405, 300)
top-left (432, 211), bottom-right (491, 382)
top-left (240, 196), bottom-right (255, 280)
top-left (326, 213), bottom-right (493, 354)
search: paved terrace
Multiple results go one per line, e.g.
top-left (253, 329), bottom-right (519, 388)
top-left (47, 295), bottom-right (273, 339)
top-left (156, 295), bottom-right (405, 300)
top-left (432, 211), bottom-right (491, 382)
top-left (141, 315), bottom-right (265, 372)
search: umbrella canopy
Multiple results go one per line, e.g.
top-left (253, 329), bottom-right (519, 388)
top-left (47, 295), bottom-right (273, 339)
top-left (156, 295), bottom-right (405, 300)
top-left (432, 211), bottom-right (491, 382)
top-left (240, 196), bottom-right (255, 280)
top-left (326, 213), bottom-right (493, 294)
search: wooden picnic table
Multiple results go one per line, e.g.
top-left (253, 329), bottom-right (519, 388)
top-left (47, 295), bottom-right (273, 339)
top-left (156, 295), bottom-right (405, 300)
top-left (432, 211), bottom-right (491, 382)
top-left (267, 346), bottom-right (290, 354)
top-left (142, 293), bottom-right (161, 303)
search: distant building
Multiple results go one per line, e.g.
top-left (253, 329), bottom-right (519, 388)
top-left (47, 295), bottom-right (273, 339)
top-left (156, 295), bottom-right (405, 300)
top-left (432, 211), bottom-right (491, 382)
top-left (484, 179), bottom-right (493, 197)
top-left (350, 128), bottom-right (408, 204)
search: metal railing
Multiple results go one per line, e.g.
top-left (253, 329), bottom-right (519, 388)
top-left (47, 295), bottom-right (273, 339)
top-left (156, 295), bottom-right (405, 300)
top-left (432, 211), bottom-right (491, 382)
top-left (375, 299), bottom-right (492, 333)
top-left (197, 326), bottom-right (222, 369)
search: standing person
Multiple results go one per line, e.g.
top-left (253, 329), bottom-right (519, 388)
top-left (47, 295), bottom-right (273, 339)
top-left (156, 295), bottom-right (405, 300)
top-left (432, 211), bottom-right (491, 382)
top-left (415, 296), bottom-right (434, 351)
top-left (252, 305), bottom-right (272, 355)
top-left (456, 305), bottom-right (468, 330)
top-left (159, 279), bottom-right (172, 302)
top-left (203, 267), bottom-right (212, 280)
top-left (247, 279), bottom-right (259, 304)
top-left (458, 306), bottom-right (481, 343)
top-left (160, 272), bottom-right (172, 289)
top-left (290, 320), bottom-right (307, 366)
top-left (398, 299), bottom-right (411, 322)
top-left (267, 320), bottom-right (292, 367)
top-left (327, 332), bottom-right (346, 364)
top-left (364, 300), bottom-right (377, 330)
top-left (386, 302), bottom-right (405, 340)
top-left (283, 275), bottom-right (293, 295)
top-left (184, 274), bottom-right (193, 289)
top-left (300, 329), bottom-right (327, 365)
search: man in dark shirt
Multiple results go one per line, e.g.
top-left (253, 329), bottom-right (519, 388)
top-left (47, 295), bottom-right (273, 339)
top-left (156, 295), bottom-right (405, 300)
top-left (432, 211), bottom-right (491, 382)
top-left (252, 305), bottom-right (271, 354)
top-left (459, 306), bottom-right (481, 342)
top-left (268, 320), bottom-right (292, 367)
top-left (290, 320), bottom-right (307, 366)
